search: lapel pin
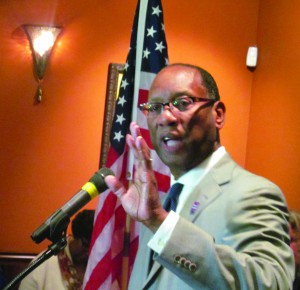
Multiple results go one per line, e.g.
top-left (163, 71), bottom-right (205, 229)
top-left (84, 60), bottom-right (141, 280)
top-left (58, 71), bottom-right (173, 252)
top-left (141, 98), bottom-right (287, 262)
top-left (190, 201), bottom-right (200, 214)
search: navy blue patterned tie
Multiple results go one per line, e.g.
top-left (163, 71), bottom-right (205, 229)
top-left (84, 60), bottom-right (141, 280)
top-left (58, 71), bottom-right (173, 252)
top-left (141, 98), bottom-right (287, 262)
top-left (163, 183), bottom-right (184, 212)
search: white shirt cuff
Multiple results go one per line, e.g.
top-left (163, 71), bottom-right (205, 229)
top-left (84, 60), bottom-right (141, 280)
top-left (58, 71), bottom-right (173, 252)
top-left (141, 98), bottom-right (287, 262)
top-left (147, 211), bottom-right (179, 255)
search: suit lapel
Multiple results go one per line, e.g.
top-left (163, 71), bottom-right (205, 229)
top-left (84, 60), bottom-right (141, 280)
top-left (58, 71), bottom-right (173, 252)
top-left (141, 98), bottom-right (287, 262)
top-left (178, 153), bottom-right (235, 221)
top-left (180, 153), bottom-right (234, 221)
top-left (179, 173), bottom-right (222, 221)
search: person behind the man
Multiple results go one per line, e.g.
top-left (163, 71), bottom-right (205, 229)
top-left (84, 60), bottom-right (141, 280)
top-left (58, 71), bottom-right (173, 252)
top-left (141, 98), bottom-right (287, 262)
top-left (19, 209), bottom-right (95, 290)
top-left (105, 63), bottom-right (294, 289)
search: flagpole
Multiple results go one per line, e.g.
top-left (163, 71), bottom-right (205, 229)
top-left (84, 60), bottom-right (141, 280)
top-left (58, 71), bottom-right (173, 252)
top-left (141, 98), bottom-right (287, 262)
top-left (127, 0), bottom-right (148, 181)
top-left (122, 1), bottom-right (148, 289)
top-left (121, 198), bottom-right (132, 290)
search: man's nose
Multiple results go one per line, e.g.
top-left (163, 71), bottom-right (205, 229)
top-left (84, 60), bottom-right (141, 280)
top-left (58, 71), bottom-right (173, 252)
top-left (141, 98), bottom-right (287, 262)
top-left (157, 106), bottom-right (178, 126)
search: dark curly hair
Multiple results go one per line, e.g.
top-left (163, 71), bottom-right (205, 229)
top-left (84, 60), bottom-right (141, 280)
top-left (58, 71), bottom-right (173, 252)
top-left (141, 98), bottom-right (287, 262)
top-left (71, 209), bottom-right (95, 244)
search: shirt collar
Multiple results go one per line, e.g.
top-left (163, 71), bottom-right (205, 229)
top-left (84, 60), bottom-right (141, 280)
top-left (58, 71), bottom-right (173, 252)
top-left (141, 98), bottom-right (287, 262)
top-left (171, 146), bottom-right (226, 187)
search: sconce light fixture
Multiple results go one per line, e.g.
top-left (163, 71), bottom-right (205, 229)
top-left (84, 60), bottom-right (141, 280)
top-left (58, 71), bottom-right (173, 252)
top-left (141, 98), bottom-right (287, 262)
top-left (23, 25), bottom-right (62, 103)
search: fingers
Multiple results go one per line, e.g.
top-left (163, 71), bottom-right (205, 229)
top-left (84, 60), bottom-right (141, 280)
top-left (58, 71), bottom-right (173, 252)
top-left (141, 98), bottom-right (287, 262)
top-left (105, 175), bottom-right (127, 198)
top-left (127, 122), bottom-right (152, 170)
top-left (136, 137), bottom-right (153, 169)
top-left (126, 122), bottom-right (140, 153)
top-left (130, 122), bottom-right (141, 139)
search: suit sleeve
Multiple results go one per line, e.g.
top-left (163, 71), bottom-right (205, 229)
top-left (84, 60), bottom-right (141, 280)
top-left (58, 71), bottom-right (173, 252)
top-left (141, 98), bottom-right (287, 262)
top-left (154, 175), bottom-right (295, 290)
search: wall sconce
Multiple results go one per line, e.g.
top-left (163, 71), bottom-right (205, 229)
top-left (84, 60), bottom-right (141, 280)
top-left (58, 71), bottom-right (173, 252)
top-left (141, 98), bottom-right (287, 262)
top-left (23, 25), bottom-right (62, 104)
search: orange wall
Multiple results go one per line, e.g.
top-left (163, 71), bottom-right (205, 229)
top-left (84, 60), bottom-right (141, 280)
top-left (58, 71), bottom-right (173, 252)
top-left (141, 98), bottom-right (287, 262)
top-left (246, 0), bottom-right (300, 211)
top-left (0, 0), bottom-right (259, 253)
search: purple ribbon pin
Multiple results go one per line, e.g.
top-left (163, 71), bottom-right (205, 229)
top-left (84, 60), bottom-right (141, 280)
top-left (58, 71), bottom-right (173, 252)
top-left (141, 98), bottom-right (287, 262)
top-left (190, 201), bottom-right (200, 214)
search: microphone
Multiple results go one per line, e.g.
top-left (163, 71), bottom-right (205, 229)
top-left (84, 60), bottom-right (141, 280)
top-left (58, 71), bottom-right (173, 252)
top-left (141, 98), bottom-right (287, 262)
top-left (31, 167), bottom-right (114, 244)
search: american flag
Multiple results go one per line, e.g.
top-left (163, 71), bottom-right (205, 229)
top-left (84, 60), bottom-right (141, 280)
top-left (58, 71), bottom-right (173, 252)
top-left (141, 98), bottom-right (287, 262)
top-left (83, 0), bottom-right (170, 289)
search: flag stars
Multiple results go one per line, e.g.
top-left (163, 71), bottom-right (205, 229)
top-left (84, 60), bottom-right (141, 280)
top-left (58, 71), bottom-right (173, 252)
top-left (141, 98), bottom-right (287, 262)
top-left (113, 131), bottom-right (124, 142)
top-left (152, 5), bottom-right (162, 16)
top-left (147, 26), bottom-right (157, 37)
top-left (155, 41), bottom-right (165, 53)
top-left (124, 62), bottom-right (129, 71)
top-left (121, 79), bottom-right (129, 89)
top-left (116, 114), bottom-right (126, 125)
top-left (118, 95), bottom-right (127, 106)
top-left (143, 48), bottom-right (151, 59)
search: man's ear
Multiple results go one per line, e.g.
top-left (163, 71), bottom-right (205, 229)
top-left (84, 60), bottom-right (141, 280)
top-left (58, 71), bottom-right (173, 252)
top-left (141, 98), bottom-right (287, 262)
top-left (214, 101), bottom-right (226, 129)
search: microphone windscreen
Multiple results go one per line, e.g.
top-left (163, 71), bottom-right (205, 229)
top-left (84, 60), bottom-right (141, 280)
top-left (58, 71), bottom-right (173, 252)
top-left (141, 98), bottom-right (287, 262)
top-left (89, 167), bottom-right (115, 193)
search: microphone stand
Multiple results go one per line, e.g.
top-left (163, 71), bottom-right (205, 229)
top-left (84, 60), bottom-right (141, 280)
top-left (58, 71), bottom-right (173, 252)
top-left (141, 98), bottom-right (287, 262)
top-left (3, 215), bottom-right (70, 290)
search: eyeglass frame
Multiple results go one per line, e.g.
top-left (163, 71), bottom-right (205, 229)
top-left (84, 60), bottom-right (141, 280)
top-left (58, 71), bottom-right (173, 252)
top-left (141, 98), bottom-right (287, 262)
top-left (139, 95), bottom-right (217, 118)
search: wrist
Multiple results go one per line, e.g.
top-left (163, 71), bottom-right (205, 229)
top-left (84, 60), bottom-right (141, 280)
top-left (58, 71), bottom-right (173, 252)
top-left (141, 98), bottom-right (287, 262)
top-left (143, 207), bottom-right (168, 233)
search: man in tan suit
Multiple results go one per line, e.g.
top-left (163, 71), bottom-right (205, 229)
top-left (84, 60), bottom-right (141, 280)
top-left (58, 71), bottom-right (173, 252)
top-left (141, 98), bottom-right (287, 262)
top-left (105, 63), bottom-right (294, 289)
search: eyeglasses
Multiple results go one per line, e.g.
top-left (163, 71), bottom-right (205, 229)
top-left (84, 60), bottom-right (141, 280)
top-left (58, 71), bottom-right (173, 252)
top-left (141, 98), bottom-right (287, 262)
top-left (139, 96), bottom-right (216, 118)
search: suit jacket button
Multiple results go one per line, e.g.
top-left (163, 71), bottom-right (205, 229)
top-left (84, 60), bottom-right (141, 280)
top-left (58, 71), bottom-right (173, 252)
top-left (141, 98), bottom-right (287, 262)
top-left (189, 263), bottom-right (197, 272)
top-left (184, 260), bottom-right (191, 269)
top-left (174, 255), bottom-right (181, 264)
top-left (179, 257), bottom-right (186, 266)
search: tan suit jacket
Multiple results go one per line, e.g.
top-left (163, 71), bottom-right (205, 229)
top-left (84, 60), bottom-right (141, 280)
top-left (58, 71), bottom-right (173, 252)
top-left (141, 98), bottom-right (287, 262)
top-left (128, 153), bottom-right (294, 290)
